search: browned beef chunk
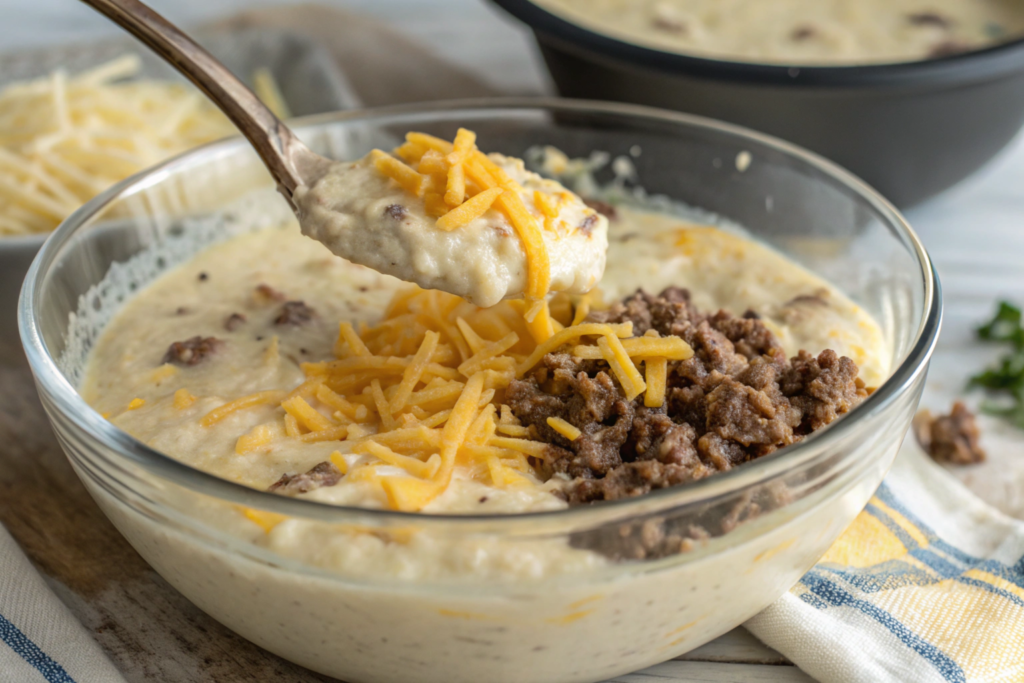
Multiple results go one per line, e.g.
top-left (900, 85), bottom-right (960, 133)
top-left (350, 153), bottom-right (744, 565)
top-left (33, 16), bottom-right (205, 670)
top-left (580, 214), bottom-right (600, 236)
top-left (255, 283), bottom-right (286, 302)
top-left (571, 460), bottom-right (696, 503)
top-left (507, 287), bottom-right (867, 524)
top-left (707, 310), bottom-right (785, 361)
top-left (224, 313), bottom-right (247, 331)
top-left (275, 301), bottom-right (316, 326)
top-left (162, 336), bottom-right (222, 366)
top-left (508, 355), bottom-right (634, 479)
top-left (790, 25), bottom-right (817, 41)
top-left (268, 461), bottom-right (343, 495)
top-left (582, 198), bottom-right (618, 220)
top-left (590, 288), bottom-right (700, 338)
top-left (590, 290), bottom-right (655, 334)
top-left (908, 11), bottom-right (951, 27)
top-left (915, 402), bottom-right (986, 465)
top-left (782, 349), bottom-right (868, 432)
top-left (929, 41), bottom-right (969, 58)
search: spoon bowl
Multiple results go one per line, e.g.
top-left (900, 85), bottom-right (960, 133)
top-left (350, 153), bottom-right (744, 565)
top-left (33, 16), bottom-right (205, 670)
top-left (80, 0), bottom-right (607, 308)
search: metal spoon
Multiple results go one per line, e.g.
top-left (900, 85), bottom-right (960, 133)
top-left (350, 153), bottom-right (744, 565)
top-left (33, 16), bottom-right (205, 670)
top-left (79, 0), bottom-right (610, 308)
top-left (79, 0), bottom-right (330, 209)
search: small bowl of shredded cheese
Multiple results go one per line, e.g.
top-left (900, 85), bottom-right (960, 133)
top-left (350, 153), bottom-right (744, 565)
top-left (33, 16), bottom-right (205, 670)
top-left (0, 28), bottom-right (356, 361)
top-left (0, 55), bottom-right (239, 360)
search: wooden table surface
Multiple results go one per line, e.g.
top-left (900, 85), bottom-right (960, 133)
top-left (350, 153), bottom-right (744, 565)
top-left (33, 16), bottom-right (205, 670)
top-left (2, 1), bottom-right (1023, 682)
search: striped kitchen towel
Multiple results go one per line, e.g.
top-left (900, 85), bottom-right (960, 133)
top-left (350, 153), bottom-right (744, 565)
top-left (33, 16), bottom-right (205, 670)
top-left (0, 524), bottom-right (125, 683)
top-left (747, 437), bottom-right (1024, 683)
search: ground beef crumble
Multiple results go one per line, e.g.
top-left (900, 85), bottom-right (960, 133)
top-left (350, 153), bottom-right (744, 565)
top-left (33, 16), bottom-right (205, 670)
top-left (582, 198), bottom-right (618, 221)
top-left (224, 313), bottom-right (247, 331)
top-left (162, 336), bottom-right (222, 366)
top-left (275, 301), bottom-right (317, 326)
top-left (268, 461), bottom-right (343, 495)
top-left (907, 11), bottom-right (951, 28)
top-left (915, 402), bottom-right (986, 465)
top-left (929, 40), bottom-right (969, 58)
top-left (255, 283), bottom-right (286, 303)
top-left (506, 287), bottom-right (868, 558)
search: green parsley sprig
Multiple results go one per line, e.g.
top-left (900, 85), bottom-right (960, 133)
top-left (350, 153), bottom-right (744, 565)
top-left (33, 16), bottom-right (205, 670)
top-left (970, 301), bottom-right (1024, 429)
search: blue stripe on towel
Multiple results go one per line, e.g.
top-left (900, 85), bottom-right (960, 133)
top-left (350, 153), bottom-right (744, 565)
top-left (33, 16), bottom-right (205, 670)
top-left (0, 612), bottom-right (76, 683)
top-left (874, 483), bottom-right (1024, 590)
top-left (816, 487), bottom-right (1024, 608)
top-left (800, 571), bottom-right (966, 683)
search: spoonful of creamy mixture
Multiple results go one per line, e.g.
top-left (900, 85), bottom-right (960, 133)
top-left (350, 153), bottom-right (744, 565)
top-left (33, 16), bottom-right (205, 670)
top-left (80, 0), bottom-right (608, 324)
top-left (295, 130), bottom-right (608, 310)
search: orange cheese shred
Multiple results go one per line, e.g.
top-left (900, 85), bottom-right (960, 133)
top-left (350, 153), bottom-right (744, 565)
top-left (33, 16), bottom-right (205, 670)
top-left (371, 149), bottom-right (426, 197)
top-left (436, 186), bottom-right (503, 231)
top-left (644, 357), bottom-right (668, 408)
top-left (201, 390), bottom-right (286, 427)
top-left (547, 416), bottom-right (581, 441)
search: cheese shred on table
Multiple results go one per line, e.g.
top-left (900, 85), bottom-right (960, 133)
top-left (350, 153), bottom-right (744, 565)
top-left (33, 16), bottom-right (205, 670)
top-left (200, 286), bottom-right (694, 513)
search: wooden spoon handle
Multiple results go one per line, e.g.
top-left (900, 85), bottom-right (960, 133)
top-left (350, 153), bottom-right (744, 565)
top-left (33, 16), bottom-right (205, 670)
top-left (79, 0), bottom-right (308, 198)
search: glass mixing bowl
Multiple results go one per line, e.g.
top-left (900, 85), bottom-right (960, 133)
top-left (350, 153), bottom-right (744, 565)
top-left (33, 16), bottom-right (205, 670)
top-left (19, 100), bottom-right (940, 683)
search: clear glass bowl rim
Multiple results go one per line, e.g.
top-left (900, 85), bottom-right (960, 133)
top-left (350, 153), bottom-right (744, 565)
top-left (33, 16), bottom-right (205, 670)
top-left (18, 97), bottom-right (942, 530)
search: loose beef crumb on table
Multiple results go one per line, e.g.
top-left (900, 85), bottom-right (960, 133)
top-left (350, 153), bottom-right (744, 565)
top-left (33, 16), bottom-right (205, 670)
top-left (507, 287), bottom-right (869, 559)
top-left (915, 402), bottom-right (986, 465)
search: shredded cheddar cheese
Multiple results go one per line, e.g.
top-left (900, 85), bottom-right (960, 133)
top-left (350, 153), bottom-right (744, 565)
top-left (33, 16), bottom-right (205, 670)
top-left (0, 56), bottom-right (293, 236)
top-left (598, 335), bottom-right (646, 401)
top-left (329, 451), bottom-right (349, 475)
top-left (572, 336), bottom-right (694, 361)
top-left (378, 129), bottom-right (568, 327)
top-left (202, 265), bottom-right (691, 514)
top-left (436, 186), bottom-right (503, 231)
top-left (173, 388), bottom-right (196, 410)
top-left (202, 390), bottom-right (288, 427)
top-left (371, 149), bottom-right (426, 197)
top-left (547, 416), bottom-right (582, 441)
top-left (644, 357), bottom-right (668, 409)
top-left (149, 364), bottom-right (179, 383)
top-left (281, 396), bottom-right (335, 433)
top-left (236, 423), bottom-right (276, 454)
top-left (242, 507), bottom-right (287, 533)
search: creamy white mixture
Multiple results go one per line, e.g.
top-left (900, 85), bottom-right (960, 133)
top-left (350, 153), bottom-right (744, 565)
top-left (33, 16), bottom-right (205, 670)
top-left (76, 198), bottom-right (902, 683)
top-left (536, 0), bottom-right (1024, 64)
top-left (83, 206), bottom-right (887, 526)
top-left (295, 152), bottom-right (608, 308)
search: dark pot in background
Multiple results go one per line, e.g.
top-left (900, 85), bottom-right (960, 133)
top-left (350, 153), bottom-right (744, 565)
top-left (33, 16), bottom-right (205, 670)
top-left (490, 0), bottom-right (1024, 208)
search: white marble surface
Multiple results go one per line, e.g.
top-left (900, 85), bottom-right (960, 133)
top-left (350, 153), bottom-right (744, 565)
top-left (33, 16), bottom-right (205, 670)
top-left (2, 0), bottom-right (1022, 681)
